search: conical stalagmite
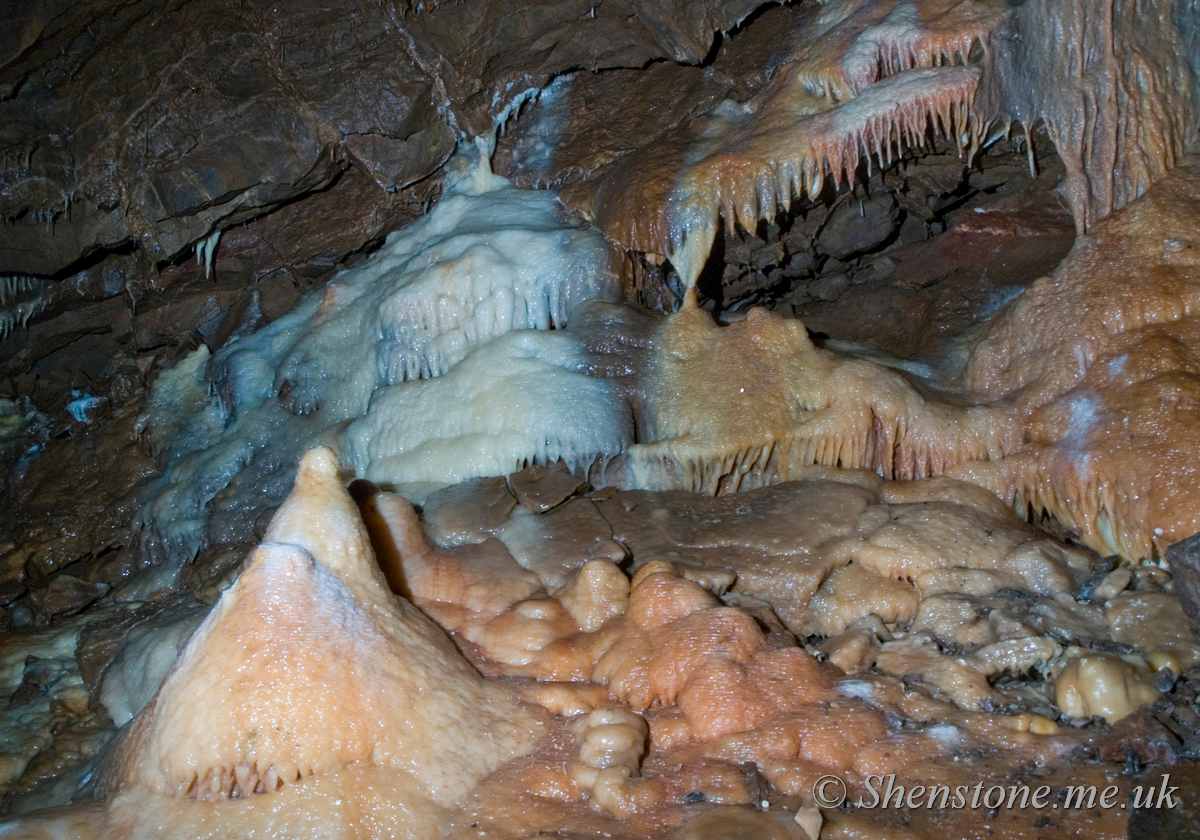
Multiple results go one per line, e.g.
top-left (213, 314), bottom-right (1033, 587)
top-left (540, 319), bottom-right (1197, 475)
top-left (11, 447), bottom-right (547, 839)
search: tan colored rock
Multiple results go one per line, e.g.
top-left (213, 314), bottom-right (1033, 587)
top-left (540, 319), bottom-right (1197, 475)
top-left (1054, 654), bottom-right (1161, 724)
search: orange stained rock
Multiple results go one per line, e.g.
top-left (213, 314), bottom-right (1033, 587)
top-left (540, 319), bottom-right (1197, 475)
top-left (675, 648), bottom-right (832, 741)
top-left (357, 487), bottom-right (603, 676)
top-left (358, 486), bottom-right (545, 634)
top-left (808, 562), bottom-right (921, 636)
top-left (954, 159), bottom-right (1200, 558)
top-left (362, 500), bottom-right (841, 745)
top-left (964, 164), bottom-right (1200, 404)
top-left (596, 607), bottom-right (765, 711)
top-left (588, 562), bottom-right (837, 742)
top-left (555, 558), bottom-right (632, 632)
top-left (711, 704), bottom-right (890, 781)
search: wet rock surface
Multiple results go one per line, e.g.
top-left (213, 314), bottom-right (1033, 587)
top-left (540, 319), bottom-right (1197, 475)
top-left (1, 0), bottom-right (758, 278)
top-left (2, 0), bottom-right (450, 276)
top-left (0, 398), bottom-right (156, 597)
top-left (24, 576), bottom-right (107, 621)
top-left (1168, 534), bottom-right (1200, 636)
top-left (508, 463), bottom-right (590, 514)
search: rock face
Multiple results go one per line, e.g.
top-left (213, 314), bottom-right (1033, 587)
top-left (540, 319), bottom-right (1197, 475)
top-left (2, 0), bottom-right (442, 275)
top-left (1167, 535), bottom-right (1200, 636)
top-left (0, 0), bottom-right (759, 277)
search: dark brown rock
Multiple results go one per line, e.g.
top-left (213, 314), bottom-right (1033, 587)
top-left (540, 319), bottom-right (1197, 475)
top-left (0, 400), bottom-right (156, 584)
top-left (0, 0), bottom-right (455, 276)
top-left (809, 271), bottom-right (852, 303)
top-left (131, 285), bottom-right (250, 353)
top-left (1127, 768), bottom-right (1200, 840)
top-left (2, 298), bottom-right (131, 381)
top-left (816, 195), bottom-right (899, 261)
top-left (495, 3), bottom-right (812, 193)
top-left (75, 608), bottom-right (142, 698)
top-left (508, 464), bottom-right (589, 513)
top-left (494, 63), bottom-right (731, 189)
top-left (407, 0), bottom-right (765, 139)
top-left (1167, 533), bottom-right (1200, 637)
top-left (0, 581), bottom-right (27, 607)
top-left (1, 0), bottom-right (761, 279)
top-left (26, 574), bottom-right (109, 619)
top-left (179, 542), bottom-right (250, 605)
top-left (2, 702), bottom-right (114, 807)
top-left (1098, 711), bottom-right (1180, 766)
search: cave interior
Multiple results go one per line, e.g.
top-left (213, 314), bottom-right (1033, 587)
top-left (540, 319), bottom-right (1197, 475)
top-left (2, 0), bottom-right (1200, 837)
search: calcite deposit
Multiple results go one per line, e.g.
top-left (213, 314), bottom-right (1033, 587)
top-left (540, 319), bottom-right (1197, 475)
top-left (6, 449), bottom-right (547, 838)
top-left (136, 144), bottom-right (621, 560)
top-left (16, 451), bottom-right (1193, 837)
top-left (576, 0), bottom-right (1008, 282)
top-left (954, 160), bottom-right (1200, 559)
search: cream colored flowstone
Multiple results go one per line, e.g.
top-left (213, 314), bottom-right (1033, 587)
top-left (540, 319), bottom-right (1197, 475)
top-left (5, 447), bottom-right (547, 840)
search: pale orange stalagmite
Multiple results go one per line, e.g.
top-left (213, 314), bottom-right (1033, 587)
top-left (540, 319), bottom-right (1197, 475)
top-left (10, 447), bottom-right (548, 839)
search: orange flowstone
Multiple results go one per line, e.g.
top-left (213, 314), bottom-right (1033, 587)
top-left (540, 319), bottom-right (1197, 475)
top-left (955, 159), bottom-right (1200, 558)
top-left (613, 160), bottom-right (1200, 561)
